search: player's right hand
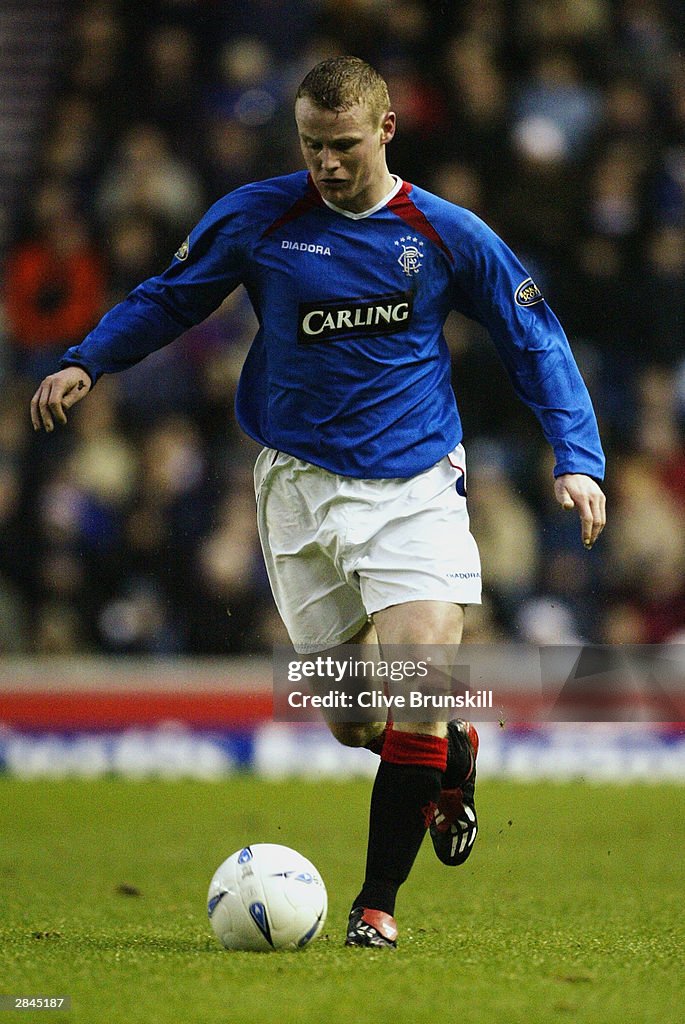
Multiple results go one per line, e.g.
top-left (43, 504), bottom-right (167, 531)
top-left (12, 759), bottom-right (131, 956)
top-left (30, 366), bottom-right (92, 432)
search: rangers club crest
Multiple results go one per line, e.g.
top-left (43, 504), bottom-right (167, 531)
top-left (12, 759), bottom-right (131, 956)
top-left (395, 236), bottom-right (424, 275)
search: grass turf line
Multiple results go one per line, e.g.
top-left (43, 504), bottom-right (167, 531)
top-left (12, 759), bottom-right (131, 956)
top-left (1, 777), bottom-right (683, 1024)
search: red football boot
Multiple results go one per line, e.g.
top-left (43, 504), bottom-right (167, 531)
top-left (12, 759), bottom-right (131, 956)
top-left (430, 720), bottom-right (479, 866)
top-left (345, 907), bottom-right (398, 948)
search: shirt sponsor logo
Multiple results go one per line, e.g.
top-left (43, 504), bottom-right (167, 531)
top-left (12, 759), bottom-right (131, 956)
top-left (298, 291), bottom-right (414, 344)
top-left (282, 240), bottom-right (332, 256)
top-left (515, 277), bottom-right (544, 306)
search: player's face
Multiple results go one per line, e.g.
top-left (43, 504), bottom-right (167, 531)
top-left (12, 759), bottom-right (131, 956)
top-left (295, 98), bottom-right (396, 214)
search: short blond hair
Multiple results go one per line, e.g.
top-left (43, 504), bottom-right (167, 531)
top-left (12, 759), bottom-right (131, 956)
top-left (296, 56), bottom-right (391, 127)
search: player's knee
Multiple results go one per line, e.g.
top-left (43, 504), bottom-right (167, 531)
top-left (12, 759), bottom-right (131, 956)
top-left (328, 721), bottom-right (383, 748)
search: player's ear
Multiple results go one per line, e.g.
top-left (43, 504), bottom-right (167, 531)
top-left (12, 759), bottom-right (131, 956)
top-left (380, 111), bottom-right (396, 146)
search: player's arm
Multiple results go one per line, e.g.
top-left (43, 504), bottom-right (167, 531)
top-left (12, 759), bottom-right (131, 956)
top-left (30, 194), bottom-right (248, 432)
top-left (452, 212), bottom-right (606, 546)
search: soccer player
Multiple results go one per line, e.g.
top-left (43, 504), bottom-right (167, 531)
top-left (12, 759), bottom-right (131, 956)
top-left (30, 57), bottom-right (606, 949)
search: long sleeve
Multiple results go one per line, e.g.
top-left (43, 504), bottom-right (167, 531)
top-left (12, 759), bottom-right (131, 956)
top-left (59, 193), bottom-right (249, 383)
top-left (451, 212), bottom-right (605, 480)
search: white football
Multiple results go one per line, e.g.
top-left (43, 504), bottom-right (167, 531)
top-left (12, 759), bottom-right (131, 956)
top-left (207, 843), bottom-right (327, 951)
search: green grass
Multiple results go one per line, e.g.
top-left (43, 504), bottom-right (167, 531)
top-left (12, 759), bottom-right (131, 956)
top-left (1, 776), bottom-right (683, 1024)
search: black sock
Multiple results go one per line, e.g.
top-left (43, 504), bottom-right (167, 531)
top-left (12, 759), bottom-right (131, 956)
top-left (442, 724), bottom-right (473, 789)
top-left (352, 760), bottom-right (442, 917)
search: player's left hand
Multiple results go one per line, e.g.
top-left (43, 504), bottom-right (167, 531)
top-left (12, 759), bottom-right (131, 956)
top-left (554, 473), bottom-right (606, 549)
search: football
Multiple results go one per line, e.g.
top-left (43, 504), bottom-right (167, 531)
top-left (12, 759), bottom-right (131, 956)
top-left (207, 843), bottom-right (328, 951)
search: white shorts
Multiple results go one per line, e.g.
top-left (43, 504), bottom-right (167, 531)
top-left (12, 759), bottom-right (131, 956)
top-left (254, 445), bottom-right (482, 654)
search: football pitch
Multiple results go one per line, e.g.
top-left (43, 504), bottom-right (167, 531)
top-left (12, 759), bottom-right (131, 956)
top-left (1, 776), bottom-right (683, 1024)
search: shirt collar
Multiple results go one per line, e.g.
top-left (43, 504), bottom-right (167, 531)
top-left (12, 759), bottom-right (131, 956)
top-left (321, 175), bottom-right (403, 220)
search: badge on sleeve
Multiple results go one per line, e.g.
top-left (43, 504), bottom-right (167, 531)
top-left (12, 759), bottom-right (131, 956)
top-left (515, 277), bottom-right (544, 306)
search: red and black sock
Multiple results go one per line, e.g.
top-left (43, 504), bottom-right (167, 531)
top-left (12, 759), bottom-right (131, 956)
top-left (352, 729), bottom-right (448, 917)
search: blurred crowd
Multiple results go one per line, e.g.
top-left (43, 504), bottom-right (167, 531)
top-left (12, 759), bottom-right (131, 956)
top-left (0, 0), bottom-right (684, 655)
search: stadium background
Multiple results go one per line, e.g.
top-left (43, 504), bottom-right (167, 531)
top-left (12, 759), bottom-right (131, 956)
top-left (0, 0), bottom-right (683, 778)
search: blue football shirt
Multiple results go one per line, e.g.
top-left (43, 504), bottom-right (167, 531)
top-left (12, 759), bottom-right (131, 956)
top-left (60, 171), bottom-right (605, 480)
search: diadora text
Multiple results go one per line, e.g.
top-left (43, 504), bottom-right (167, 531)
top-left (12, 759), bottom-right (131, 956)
top-left (282, 240), bottom-right (331, 255)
